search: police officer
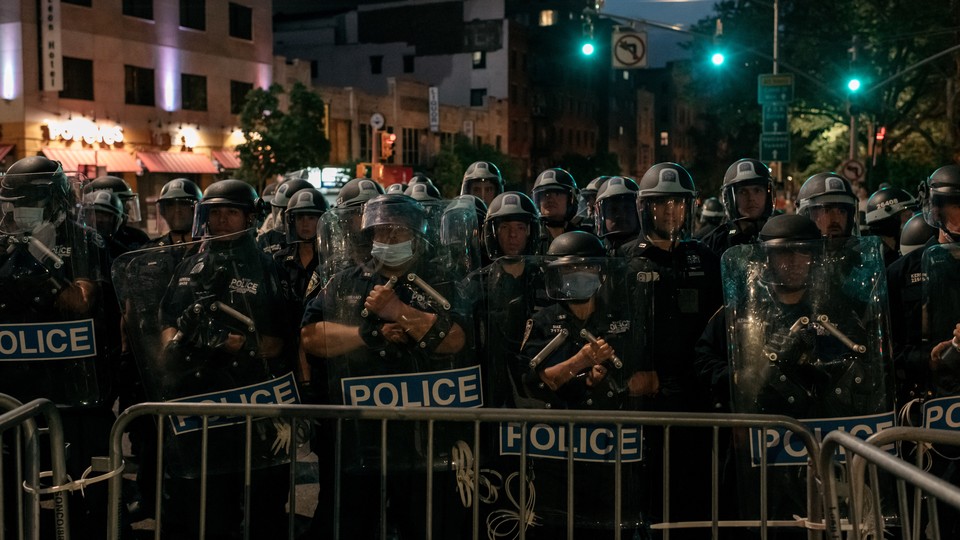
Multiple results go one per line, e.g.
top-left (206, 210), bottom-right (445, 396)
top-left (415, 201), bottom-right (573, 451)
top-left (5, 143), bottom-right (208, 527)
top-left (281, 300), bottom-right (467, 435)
top-left (300, 193), bottom-right (470, 538)
top-left (701, 158), bottom-right (775, 255)
top-left (147, 177), bottom-right (202, 248)
top-left (531, 167), bottom-right (584, 250)
top-left (156, 179), bottom-right (292, 539)
top-left (257, 181), bottom-right (279, 234)
top-left (0, 156), bottom-right (116, 539)
top-left (82, 189), bottom-right (127, 261)
top-left (694, 196), bottom-right (725, 239)
top-left (576, 175), bottom-right (609, 235)
top-left (796, 172), bottom-right (860, 239)
top-left (864, 186), bottom-right (918, 266)
top-left (86, 174), bottom-right (150, 250)
top-left (899, 212), bottom-right (936, 257)
top-left (461, 160), bottom-right (504, 206)
top-left (594, 176), bottom-right (641, 253)
top-left (257, 177), bottom-right (312, 255)
top-left (274, 187), bottom-right (328, 301)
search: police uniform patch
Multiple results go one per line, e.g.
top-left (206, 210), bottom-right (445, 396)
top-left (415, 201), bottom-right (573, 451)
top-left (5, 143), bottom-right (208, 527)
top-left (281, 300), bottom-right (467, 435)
top-left (520, 319), bottom-right (533, 351)
top-left (190, 261), bottom-right (204, 274)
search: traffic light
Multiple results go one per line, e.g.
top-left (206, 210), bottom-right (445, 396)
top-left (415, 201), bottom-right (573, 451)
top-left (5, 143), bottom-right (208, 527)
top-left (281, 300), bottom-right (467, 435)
top-left (581, 41), bottom-right (596, 56)
top-left (580, 12), bottom-right (595, 56)
top-left (710, 52), bottom-right (725, 66)
top-left (380, 131), bottom-right (396, 160)
top-left (847, 77), bottom-right (862, 92)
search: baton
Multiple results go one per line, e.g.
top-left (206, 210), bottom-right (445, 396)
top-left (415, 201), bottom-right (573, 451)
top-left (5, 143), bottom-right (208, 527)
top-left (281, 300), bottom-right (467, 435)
top-left (816, 314), bottom-right (867, 354)
top-left (766, 316), bottom-right (810, 362)
top-left (211, 301), bottom-right (256, 333)
top-left (579, 329), bottom-right (623, 369)
top-left (361, 275), bottom-right (398, 318)
top-left (529, 328), bottom-right (569, 369)
top-left (26, 236), bottom-right (64, 269)
top-left (406, 273), bottom-right (451, 311)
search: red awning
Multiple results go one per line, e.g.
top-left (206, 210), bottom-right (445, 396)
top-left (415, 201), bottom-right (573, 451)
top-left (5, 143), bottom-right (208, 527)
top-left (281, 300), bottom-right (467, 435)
top-left (211, 149), bottom-right (241, 170)
top-left (136, 151), bottom-right (219, 174)
top-left (0, 145), bottom-right (13, 163)
top-left (40, 147), bottom-right (140, 173)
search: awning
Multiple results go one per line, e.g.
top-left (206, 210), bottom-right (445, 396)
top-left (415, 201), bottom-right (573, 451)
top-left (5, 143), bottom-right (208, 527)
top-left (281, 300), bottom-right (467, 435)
top-left (0, 145), bottom-right (13, 163)
top-left (136, 151), bottom-right (219, 174)
top-left (211, 149), bottom-right (241, 170)
top-left (40, 147), bottom-right (140, 173)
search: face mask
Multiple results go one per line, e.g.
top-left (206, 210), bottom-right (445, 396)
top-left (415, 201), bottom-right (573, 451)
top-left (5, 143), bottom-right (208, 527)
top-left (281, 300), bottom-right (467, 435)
top-left (371, 240), bottom-right (415, 266)
top-left (13, 206), bottom-right (45, 231)
top-left (560, 271), bottom-right (602, 299)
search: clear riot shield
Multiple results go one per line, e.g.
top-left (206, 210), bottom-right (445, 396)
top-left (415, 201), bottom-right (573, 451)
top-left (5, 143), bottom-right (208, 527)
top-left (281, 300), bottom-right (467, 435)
top-left (0, 171), bottom-right (113, 407)
top-left (723, 236), bottom-right (893, 519)
top-left (923, 243), bottom-right (960, 402)
top-left (315, 206), bottom-right (370, 287)
top-left (112, 232), bottom-right (300, 478)
top-left (496, 255), bottom-right (651, 533)
top-left (310, 202), bottom-right (478, 474)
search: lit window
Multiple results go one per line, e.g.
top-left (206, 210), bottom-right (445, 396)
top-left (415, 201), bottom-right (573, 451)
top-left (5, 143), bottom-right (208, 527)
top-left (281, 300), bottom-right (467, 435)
top-left (660, 131), bottom-right (669, 146)
top-left (539, 10), bottom-right (556, 26)
top-left (472, 51), bottom-right (486, 69)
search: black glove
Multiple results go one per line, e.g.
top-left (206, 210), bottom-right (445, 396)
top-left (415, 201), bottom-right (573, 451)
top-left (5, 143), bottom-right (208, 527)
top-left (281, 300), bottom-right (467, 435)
top-left (359, 317), bottom-right (389, 349)
top-left (173, 301), bottom-right (209, 347)
top-left (765, 327), bottom-right (815, 367)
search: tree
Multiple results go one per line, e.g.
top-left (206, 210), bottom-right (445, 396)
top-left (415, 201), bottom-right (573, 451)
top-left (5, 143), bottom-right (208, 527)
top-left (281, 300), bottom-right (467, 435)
top-left (236, 82), bottom-right (332, 190)
top-left (685, 0), bottom-right (960, 191)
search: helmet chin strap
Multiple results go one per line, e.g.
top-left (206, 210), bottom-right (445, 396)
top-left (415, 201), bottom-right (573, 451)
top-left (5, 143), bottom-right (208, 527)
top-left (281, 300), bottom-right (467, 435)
top-left (940, 226), bottom-right (959, 244)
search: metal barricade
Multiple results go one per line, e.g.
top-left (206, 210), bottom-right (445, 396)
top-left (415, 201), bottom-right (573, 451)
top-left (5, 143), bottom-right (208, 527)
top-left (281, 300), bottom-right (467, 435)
top-left (0, 396), bottom-right (71, 540)
top-left (107, 404), bottom-right (826, 540)
top-left (821, 427), bottom-right (960, 540)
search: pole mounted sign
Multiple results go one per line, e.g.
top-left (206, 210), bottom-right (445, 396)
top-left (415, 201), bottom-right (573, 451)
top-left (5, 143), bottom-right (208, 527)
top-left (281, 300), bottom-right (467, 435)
top-left (612, 30), bottom-right (647, 69)
top-left (758, 73), bottom-right (794, 163)
top-left (757, 74), bottom-right (795, 104)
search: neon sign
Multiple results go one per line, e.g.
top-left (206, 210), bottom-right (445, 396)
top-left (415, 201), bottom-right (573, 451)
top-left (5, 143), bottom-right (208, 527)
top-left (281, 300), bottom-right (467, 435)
top-left (45, 118), bottom-right (124, 145)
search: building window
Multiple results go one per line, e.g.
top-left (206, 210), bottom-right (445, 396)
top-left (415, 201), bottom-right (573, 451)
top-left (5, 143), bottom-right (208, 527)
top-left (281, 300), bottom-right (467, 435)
top-left (370, 56), bottom-right (383, 74)
top-left (60, 57), bottom-right (93, 101)
top-left (496, 135), bottom-right (502, 152)
top-left (470, 88), bottom-right (487, 107)
top-left (181, 73), bottom-right (207, 111)
top-left (539, 10), bottom-right (556, 26)
top-left (660, 131), bottom-right (669, 146)
top-left (229, 3), bottom-right (253, 40)
top-left (123, 0), bottom-right (153, 19)
top-left (402, 127), bottom-right (420, 165)
top-left (230, 80), bottom-right (253, 114)
top-left (403, 55), bottom-right (415, 74)
top-left (359, 124), bottom-right (372, 161)
top-left (180, 0), bottom-right (205, 30)
top-left (310, 60), bottom-right (318, 79)
top-left (124, 65), bottom-right (154, 106)
top-left (62, 0), bottom-right (92, 6)
top-left (473, 51), bottom-right (486, 69)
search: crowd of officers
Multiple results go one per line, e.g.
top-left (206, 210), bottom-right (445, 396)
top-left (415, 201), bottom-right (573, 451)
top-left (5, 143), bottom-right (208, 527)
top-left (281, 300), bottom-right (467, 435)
top-left (1, 151), bottom-right (959, 539)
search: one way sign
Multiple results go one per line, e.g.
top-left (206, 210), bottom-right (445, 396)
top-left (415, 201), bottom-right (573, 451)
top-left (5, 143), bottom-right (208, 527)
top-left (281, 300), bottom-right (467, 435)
top-left (612, 30), bottom-right (647, 69)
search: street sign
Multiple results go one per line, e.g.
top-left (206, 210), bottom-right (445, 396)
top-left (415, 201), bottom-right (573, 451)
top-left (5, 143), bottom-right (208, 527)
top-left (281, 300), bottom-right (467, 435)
top-left (762, 103), bottom-right (789, 133)
top-left (839, 159), bottom-right (865, 182)
top-left (760, 132), bottom-right (791, 162)
top-left (612, 30), bottom-right (647, 69)
top-left (370, 113), bottom-right (385, 130)
top-left (428, 87), bottom-right (439, 133)
top-left (757, 74), bottom-right (795, 104)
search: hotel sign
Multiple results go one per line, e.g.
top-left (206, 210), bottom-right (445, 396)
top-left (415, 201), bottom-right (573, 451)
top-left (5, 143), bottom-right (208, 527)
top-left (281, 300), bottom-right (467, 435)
top-left (40, 0), bottom-right (63, 91)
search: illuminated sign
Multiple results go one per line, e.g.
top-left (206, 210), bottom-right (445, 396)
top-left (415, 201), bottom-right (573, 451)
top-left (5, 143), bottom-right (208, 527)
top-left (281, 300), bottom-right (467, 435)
top-left (45, 118), bottom-right (124, 145)
top-left (40, 0), bottom-right (63, 91)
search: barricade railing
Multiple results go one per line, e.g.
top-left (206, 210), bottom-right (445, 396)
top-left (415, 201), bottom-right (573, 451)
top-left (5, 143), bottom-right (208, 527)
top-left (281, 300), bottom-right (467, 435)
top-left (820, 427), bottom-right (960, 540)
top-left (0, 396), bottom-right (71, 540)
top-left (106, 404), bottom-right (824, 540)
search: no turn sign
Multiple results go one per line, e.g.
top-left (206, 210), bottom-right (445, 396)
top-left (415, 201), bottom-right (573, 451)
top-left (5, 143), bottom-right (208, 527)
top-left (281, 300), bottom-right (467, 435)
top-left (612, 30), bottom-right (647, 69)
top-left (840, 159), bottom-right (865, 182)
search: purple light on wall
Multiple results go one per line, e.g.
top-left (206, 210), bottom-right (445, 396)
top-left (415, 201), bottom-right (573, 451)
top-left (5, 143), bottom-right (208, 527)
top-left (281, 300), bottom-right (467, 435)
top-left (1, 23), bottom-right (21, 100)
top-left (158, 46), bottom-right (179, 111)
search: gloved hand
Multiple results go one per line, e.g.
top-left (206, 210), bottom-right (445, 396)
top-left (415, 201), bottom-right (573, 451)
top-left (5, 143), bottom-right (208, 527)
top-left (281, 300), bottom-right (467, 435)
top-left (173, 301), bottom-right (208, 347)
top-left (359, 316), bottom-right (389, 349)
top-left (765, 327), bottom-right (814, 367)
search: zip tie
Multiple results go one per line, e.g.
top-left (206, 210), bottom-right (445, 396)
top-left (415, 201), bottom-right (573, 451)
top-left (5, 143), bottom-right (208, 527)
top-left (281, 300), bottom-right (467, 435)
top-left (22, 460), bottom-right (125, 497)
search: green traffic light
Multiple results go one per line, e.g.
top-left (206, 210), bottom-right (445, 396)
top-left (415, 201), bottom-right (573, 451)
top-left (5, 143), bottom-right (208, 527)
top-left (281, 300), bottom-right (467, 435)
top-left (847, 78), bottom-right (862, 92)
top-left (711, 52), bottom-right (725, 66)
top-left (581, 42), bottom-right (595, 56)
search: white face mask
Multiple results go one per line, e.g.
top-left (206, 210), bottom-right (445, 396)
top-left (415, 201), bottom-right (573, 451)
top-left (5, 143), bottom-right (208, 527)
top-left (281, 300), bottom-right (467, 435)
top-left (12, 206), bottom-right (45, 231)
top-left (371, 240), bottom-right (415, 266)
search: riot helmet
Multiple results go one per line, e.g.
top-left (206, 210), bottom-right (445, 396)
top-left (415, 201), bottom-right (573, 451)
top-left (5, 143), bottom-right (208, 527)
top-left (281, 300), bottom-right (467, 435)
top-left (900, 212), bottom-right (937, 256)
top-left (461, 161), bottom-right (503, 206)
top-left (285, 187), bottom-right (329, 244)
top-left (82, 189), bottom-right (124, 238)
top-left (544, 231), bottom-right (606, 301)
top-left (699, 197), bottom-right (725, 226)
top-left (266, 178), bottom-right (313, 233)
top-left (864, 186), bottom-right (917, 239)
top-left (260, 182), bottom-right (279, 205)
top-left (361, 194), bottom-right (427, 268)
top-left (483, 191), bottom-right (541, 259)
top-left (405, 181), bottom-right (442, 202)
top-left (0, 156), bottom-right (75, 233)
top-left (636, 162), bottom-right (697, 245)
top-left (385, 183), bottom-right (408, 194)
top-left (409, 172), bottom-right (435, 187)
top-left (796, 172), bottom-right (859, 238)
top-left (335, 178), bottom-right (385, 209)
top-left (720, 158), bottom-right (774, 221)
top-left (595, 176), bottom-right (640, 238)
top-left (921, 164), bottom-right (960, 239)
top-left (157, 178), bottom-right (201, 234)
top-left (577, 176), bottom-right (609, 219)
top-left (759, 214), bottom-right (823, 292)
top-left (532, 168), bottom-right (579, 224)
top-left (193, 179), bottom-right (260, 238)
top-left (88, 175), bottom-right (141, 223)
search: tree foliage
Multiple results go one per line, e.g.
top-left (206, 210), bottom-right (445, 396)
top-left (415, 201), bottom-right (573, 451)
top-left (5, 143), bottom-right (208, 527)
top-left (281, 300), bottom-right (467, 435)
top-left (236, 82), bottom-right (332, 189)
top-left (429, 135), bottom-right (523, 197)
top-left (686, 0), bottom-right (960, 191)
